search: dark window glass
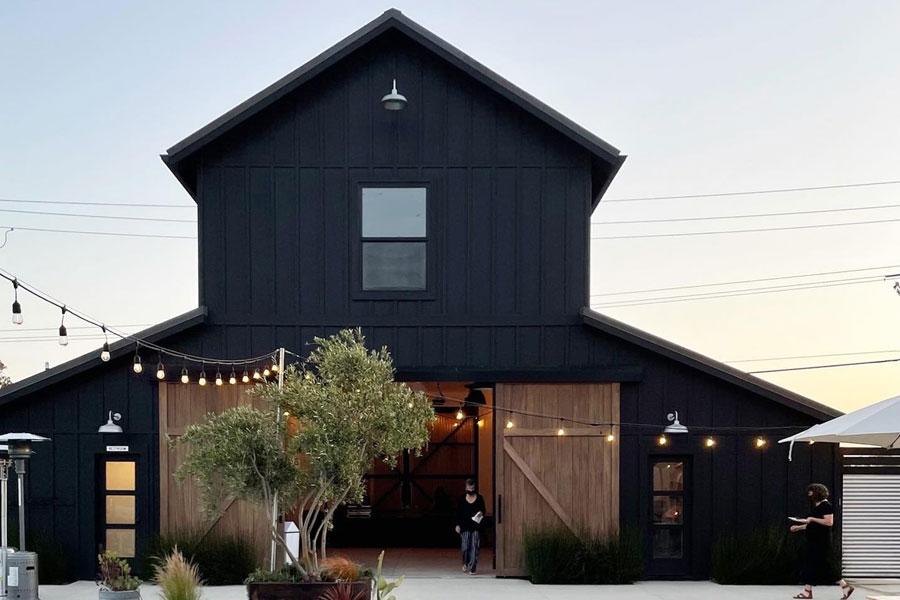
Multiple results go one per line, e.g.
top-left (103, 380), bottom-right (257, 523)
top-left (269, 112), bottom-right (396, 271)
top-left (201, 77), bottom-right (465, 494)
top-left (652, 528), bottom-right (683, 559)
top-left (653, 495), bottom-right (683, 524)
top-left (652, 462), bottom-right (684, 491)
top-left (362, 242), bottom-right (426, 290)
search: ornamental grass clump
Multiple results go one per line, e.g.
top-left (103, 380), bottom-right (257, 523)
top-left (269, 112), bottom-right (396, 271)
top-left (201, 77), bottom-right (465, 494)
top-left (177, 328), bottom-right (434, 582)
top-left (153, 547), bottom-right (202, 600)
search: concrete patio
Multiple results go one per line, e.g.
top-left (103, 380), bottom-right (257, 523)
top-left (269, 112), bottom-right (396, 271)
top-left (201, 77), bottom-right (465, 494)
top-left (39, 579), bottom-right (900, 600)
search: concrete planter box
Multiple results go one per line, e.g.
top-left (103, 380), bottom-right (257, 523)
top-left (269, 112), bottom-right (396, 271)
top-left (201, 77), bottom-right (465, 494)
top-left (98, 591), bottom-right (141, 600)
top-left (247, 579), bottom-right (372, 600)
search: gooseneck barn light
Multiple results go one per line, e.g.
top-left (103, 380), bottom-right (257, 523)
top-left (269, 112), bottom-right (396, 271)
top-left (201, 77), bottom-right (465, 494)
top-left (98, 411), bottom-right (123, 434)
top-left (381, 79), bottom-right (407, 111)
top-left (664, 410), bottom-right (689, 434)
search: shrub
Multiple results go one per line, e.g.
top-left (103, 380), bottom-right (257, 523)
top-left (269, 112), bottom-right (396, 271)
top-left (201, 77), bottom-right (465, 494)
top-left (98, 550), bottom-right (142, 591)
top-left (320, 556), bottom-right (362, 582)
top-left (711, 525), bottom-right (840, 584)
top-left (523, 527), bottom-right (643, 584)
top-left (244, 565), bottom-right (305, 584)
top-left (145, 529), bottom-right (256, 585)
top-left (153, 547), bottom-right (201, 600)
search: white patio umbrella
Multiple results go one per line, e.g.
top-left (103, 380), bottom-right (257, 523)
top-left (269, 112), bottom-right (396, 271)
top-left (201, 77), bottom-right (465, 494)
top-left (779, 394), bottom-right (900, 459)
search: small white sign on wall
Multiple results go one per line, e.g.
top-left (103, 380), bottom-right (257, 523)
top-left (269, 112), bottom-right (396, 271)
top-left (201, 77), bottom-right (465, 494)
top-left (106, 445), bottom-right (129, 453)
top-left (8, 566), bottom-right (18, 587)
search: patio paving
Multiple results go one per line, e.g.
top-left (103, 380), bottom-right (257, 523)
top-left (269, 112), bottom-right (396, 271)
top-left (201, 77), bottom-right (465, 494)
top-left (38, 579), bottom-right (900, 600)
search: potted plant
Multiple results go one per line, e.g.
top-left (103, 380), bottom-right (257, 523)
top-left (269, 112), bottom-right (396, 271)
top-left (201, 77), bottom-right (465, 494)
top-left (177, 329), bottom-right (433, 599)
top-left (153, 547), bottom-right (202, 600)
top-left (97, 551), bottom-right (141, 600)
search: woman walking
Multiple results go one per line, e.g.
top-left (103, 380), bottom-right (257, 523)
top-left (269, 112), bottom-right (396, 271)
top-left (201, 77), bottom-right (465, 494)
top-left (455, 478), bottom-right (486, 574)
top-left (789, 483), bottom-right (853, 599)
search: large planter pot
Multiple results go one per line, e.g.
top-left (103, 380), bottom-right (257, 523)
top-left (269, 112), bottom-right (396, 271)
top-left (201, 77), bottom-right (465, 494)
top-left (247, 579), bottom-right (372, 600)
top-left (98, 591), bottom-right (141, 600)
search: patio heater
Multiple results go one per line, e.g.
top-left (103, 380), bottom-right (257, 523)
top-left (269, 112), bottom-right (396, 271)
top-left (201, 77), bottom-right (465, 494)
top-left (0, 434), bottom-right (49, 552)
top-left (1, 444), bottom-right (9, 600)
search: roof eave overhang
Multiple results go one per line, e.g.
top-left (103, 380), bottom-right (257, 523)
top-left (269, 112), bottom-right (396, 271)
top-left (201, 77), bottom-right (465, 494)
top-left (0, 306), bottom-right (208, 407)
top-left (580, 307), bottom-right (842, 422)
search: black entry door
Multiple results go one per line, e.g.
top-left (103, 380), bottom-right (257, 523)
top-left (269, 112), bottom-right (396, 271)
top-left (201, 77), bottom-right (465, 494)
top-left (647, 458), bottom-right (690, 577)
top-left (97, 456), bottom-right (138, 559)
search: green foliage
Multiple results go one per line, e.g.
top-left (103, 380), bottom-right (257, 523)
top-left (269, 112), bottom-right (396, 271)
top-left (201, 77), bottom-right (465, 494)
top-left (523, 528), bottom-right (643, 584)
top-left (153, 547), bottom-right (201, 600)
top-left (145, 529), bottom-right (256, 585)
top-left (318, 583), bottom-right (369, 600)
top-left (97, 550), bottom-right (142, 591)
top-left (712, 525), bottom-right (840, 584)
top-left (244, 566), bottom-right (305, 584)
top-left (369, 551), bottom-right (403, 600)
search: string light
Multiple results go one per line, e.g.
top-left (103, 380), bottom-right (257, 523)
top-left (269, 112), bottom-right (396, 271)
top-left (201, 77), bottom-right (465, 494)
top-left (156, 356), bottom-right (165, 380)
top-left (215, 370), bottom-right (223, 386)
top-left (241, 370), bottom-right (250, 383)
top-left (198, 366), bottom-right (207, 386)
top-left (606, 431), bottom-right (616, 443)
top-left (132, 351), bottom-right (143, 374)
top-left (253, 369), bottom-right (261, 380)
top-left (477, 418), bottom-right (484, 428)
top-left (506, 419), bottom-right (514, 429)
top-left (100, 325), bottom-right (110, 362)
top-left (557, 420), bottom-right (565, 436)
top-left (10, 278), bottom-right (23, 325)
top-left (755, 436), bottom-right (767, 449)
top-left (229, 369), bottom-right (237, 385)
top-left (456, 409), bottom-right (465, 420)
top-left (705, 436), bottom-right (716, 448)
top-left (658, 434), bottom-right (668, 446)
top-left (263, 366), bottom-right (271, 377)
top-left (180, 367), bottom-right (189, 384)
top-left (58, 306), bottom-right (68, 346)
top-left (271, 356), bottom-right (279, 373)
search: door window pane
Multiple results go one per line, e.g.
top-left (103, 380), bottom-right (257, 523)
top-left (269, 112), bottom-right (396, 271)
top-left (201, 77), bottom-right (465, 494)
top-left (362, 242), bottom-right (426, 290)
top-left (362, 188), bottom-right (426, 237)
top-left (652, 528), bottom-right (683, 559)
top-left (106, 496), bottom-right (136, 525)
top-left (652, 462), bottom-right (683, 491)
top-left (106, 462), bottom-right (135, 491)
top-left (653, 495), bottom-right (684, 524)
top-left (106, 529), bottom-right (135, 558)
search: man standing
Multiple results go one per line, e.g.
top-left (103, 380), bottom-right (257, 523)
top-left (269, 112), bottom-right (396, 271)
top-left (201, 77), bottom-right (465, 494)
top-left (455, 478), bottom-right (486, 574)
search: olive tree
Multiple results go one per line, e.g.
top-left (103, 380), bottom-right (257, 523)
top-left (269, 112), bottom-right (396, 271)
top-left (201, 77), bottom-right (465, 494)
top-left (176, 329), bottom-right (434, 579)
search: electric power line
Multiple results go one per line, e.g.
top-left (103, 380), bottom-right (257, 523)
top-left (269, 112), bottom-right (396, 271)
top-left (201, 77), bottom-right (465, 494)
top-left (729, 349), bottom-right (900, 364)
top-left (592, 203), bottom-right (900, 225)
top-left (0, 225), bottom-right (196, 240)
top-left (749, 357), bottom-right (900, 374)
top-left (592, 217), bottom-right (900, 240)
top-left (0, 198), bottom-right (194, 209)
top-left (590, 264), bottom-right (900, 298)
top-left (605, 179), bottom-right (900, 203)
top-left (0, 208), bottom-right (196, 223)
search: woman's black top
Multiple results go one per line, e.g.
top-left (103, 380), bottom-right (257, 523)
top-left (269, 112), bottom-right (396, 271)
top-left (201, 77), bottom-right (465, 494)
top-left (806, 500), bottom-right (833, 546)
top-left (802, 499), bottom-right (835, 584)
top-left (456, 493), bottom-right (486, 532)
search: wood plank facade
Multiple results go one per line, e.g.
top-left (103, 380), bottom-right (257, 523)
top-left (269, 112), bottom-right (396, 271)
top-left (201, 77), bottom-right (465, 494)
top-left (0, 10), bottom-right (842, 581)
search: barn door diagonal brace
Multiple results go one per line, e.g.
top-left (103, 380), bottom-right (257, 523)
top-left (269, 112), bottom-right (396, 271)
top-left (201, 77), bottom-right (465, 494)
top-left (503, 439), bottom-right (578, 536)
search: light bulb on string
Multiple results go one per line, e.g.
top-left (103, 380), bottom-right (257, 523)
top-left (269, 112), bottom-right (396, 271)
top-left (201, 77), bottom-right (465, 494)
top-left (11, 279), bottom-right (23, 325)
top-left (242, 370), bottom-right (250, 384)
top-left (99, 325), bottom-right (111, 362)
top-left (263, 366), bottom-right (271, 378)
top-left (156, 355), bottom-right (165, 380)
top-left (705, 437), bottom-right (716, 448)
top-left (658, 434), bottom-right (668, 446)
top-left (132, 350), bottom-right (143, 374)
top-left (557, 420), bottom-right (565, 436)
top-left (252, 369), bottom-right (261, 380)
top-left (181, 367), bottom-right (190, 384)
top-left (455, 409), bottom-right (465, 420)
top-left (506, 419), bottom-right (514, 429)
top-left (477, 418), bottom-right (484, 428)
top-left (606, 430), bottom-right (616, 443)
top-left (271, 356), bottom-right (279, 373)
top-left (215, 370), bottom-right (223, 386)
top-left (58, 306), bottom-right (68, 346)
top-left (229, 369), bottom-right (237, 385)
top-left (755, 436), bottom-right (767, 449)
top-left (198, 365), bottom-right (207, 386)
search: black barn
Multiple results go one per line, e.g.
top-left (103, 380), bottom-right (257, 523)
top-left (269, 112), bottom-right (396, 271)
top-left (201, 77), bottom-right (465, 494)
top-left (0, 9), bottom-right (840, 581)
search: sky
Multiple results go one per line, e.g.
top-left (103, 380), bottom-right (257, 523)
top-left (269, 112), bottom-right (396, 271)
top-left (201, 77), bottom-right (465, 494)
top-left (2, 1), bottom-right (899, 413)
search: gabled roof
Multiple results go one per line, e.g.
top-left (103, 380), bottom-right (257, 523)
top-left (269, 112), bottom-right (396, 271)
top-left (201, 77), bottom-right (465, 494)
top-left (581, 308), bottom-right (841, 422)
top-left (161, 9), bottom-right (625, 206)
top-left (0, 307), bottom-right (207, 407)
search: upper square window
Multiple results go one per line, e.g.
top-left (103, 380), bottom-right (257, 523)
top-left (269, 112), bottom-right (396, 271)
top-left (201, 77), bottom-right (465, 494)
top-left (361, 187), bottom-right (428, 292)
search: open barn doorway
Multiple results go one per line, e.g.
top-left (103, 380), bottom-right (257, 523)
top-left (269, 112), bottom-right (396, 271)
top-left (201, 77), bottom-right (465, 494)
top-left (328, 382), bottom-right (495, 575)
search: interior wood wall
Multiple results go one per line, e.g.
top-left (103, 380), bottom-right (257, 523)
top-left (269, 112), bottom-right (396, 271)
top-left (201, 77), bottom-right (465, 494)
top-left (494, 383), bottom-right (619, 576)
top-left (158, 383), bottom-right (270, 564)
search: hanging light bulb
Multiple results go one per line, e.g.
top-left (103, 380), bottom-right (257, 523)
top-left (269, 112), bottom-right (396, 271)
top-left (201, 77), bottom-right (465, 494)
top-left (198, 367), bottom-right (207, 386)
top-left (242, 370), bottom-right (250, 384)
top-left (505, 419), bottom-right (514, 429)
top-left (11, 279), bottom-right (22, 325)
top-left (658, 434), bottom-right (668, 446)
top-left (271, 356), bottom-right (279, 373)
top-left (263, 366), bottom-right (271, 377)
top-left (606, 431), bottom-right (616, 443)
top-left (215, 370), bottom-right (223, 386)
top-left (455, 409), bottom-right (465, 420)
top-left (100, 325), bottom-right (110, 361)
top-left (181, 367), bottom-right (190, 384)
top-left (58, 306), bottom-right (68, 346)
top-left (705, 436), bottom-right (716, 448)
top-left (755, 436), bottom-right (767, 449)
top-left (229, 369), bottom-right (237, 385)
top-left (252, 368), bottom-right (261, 380)
top-left (557, 424), bottom-right (566, 436)
top-left (156, 357), bottom-right (165, 380)
top-left (477, 418), bottom-right (484, 428)
top-left (132, 353), bottom-right (143, 374)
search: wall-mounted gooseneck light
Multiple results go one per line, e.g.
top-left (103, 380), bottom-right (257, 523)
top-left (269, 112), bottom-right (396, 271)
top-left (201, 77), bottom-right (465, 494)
top-left (664, 410), bottom-right (689, 434)
top-left (381, 79), bottom-right (407, 111)
top-left (98, 411), bottom-right (123, 434)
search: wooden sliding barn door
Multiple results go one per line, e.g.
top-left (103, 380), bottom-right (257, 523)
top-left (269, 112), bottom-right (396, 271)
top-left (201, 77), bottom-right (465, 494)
top-left (159, 383), bottom-right (271, 563)
top-left (494, 383), bottom-right (620, 576)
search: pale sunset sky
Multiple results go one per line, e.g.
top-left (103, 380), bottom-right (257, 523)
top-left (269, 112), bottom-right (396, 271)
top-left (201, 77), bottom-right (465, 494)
top-left (2, 1), bottom-right (899, 413)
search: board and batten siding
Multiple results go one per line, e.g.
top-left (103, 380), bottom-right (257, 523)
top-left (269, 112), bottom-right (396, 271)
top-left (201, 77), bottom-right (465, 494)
top-left (158, 383), bottom-right (270, 563)
top-left (494, 383), bottom-right (620, 577)
top-left (195, 30), bottom-right (592, 329)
